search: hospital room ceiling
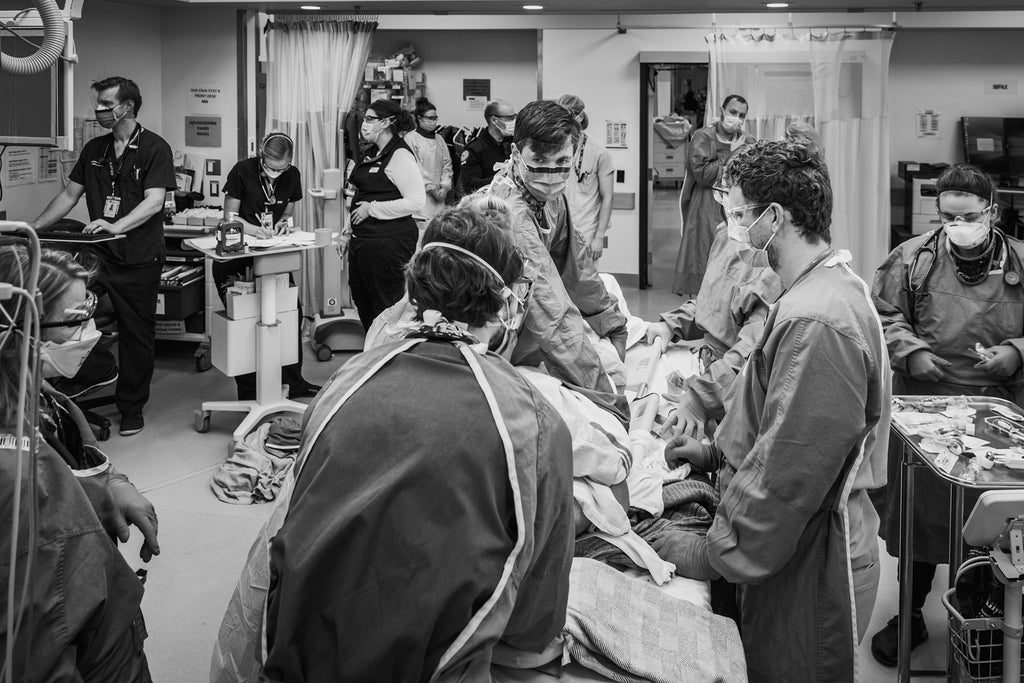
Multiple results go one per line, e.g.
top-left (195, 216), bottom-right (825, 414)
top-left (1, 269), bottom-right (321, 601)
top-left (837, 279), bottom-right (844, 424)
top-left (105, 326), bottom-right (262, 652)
top-left (89, 0), bottom-right (1024, 12)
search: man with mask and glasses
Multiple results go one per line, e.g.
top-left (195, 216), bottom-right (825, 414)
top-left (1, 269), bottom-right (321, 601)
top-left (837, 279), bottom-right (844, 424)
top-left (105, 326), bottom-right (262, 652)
top-left (657, 140), bottom-right (891, 682)
top-left (485, 99), bottom-right (629, 425)
top-left (459, 99), bottom-right (516, 195)
top-left (30, 76), bottom-right (176, 437)
top-left (868, 164), bottom-right (1024, 666)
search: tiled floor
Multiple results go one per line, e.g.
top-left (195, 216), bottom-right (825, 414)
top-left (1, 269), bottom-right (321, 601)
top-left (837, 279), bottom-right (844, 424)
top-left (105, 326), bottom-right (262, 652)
top-left (95, 189), bottom-right (941, 681)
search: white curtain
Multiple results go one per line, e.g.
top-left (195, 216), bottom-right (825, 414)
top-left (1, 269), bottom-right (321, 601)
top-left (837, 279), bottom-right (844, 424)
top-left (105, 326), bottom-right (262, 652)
top-left (707, 29), bottom-right (894, 280)
top-left (265, 15), bottom-right (376, 310)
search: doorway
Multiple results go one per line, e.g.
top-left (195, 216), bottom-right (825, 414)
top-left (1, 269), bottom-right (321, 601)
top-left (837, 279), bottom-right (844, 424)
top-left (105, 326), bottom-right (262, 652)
top-left (638, 59), bottom-right (709, 295)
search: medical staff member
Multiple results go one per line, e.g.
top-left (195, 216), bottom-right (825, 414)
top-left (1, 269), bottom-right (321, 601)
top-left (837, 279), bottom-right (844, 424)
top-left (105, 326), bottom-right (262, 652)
top-left (658, 140), bottom-right (891, 681)
top-left (211, 207), bottom-right (573, 682)
top-left (213, 132), bottom-right (319, 400)
top-left (556, 95), bottom-right (615, 261)
top-left (0, 245), bottom-right (154, 682)
top-left (646, 188), bottom-right (781, 427)
top-left (672, 94), bottom-right (755, 297)
top-left (486, 100), bottom-right (629, 425)
top-left (348, 99), bottom-right (425, 331)
top-left (459, 99), bottom-right (516, 194)
top-left (869, 164), bottom-right (1024, 666)
top-left (405, 97), bottom-right (453, 225)
top-left (31, 76), bottom-right (176, 437)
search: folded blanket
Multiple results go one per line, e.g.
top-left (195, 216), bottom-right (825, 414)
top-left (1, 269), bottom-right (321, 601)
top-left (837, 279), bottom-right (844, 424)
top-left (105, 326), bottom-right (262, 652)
top-left (564, 558), bottom-right (747, 683)
top-left (211, 416), bottom-right (303, 505)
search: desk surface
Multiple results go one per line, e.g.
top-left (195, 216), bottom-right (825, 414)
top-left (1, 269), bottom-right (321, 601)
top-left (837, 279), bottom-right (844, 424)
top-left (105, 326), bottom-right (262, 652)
top-left (183, 234), bottom-right (322, 262)
top-left (891, 395), bottom-right (1024, 489)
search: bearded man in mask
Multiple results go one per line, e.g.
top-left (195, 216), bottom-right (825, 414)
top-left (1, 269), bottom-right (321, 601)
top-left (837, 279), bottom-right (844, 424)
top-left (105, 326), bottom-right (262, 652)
top-left (30, 76), bottom-right (176, 438)
top-left (868, 164), bottom-right (1024, 666)
top-left (485, 99), bottom-right (630, 425)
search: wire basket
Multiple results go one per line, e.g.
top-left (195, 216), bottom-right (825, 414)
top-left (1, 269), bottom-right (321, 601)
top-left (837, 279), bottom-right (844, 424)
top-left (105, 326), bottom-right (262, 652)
top-left (944, 587), bottom-right (1024, 682)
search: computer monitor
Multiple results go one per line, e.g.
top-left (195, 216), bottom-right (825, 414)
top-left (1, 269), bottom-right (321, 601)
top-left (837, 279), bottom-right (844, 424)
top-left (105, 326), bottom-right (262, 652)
top-left (961, 117), bottom-right (1007, 180)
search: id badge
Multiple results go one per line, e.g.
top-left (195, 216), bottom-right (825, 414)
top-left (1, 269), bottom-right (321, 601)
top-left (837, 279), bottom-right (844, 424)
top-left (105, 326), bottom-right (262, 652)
top-left (259, 212), bottom-right (274, 232)
top-left (103, 195), bottom-right (121, 219)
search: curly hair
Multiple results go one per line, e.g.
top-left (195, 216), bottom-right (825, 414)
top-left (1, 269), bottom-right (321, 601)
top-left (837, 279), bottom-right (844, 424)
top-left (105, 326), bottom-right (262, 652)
top-left (406, 207), bottom-right (524, 327)
top-left (724, 139), bottom-right (833, 244)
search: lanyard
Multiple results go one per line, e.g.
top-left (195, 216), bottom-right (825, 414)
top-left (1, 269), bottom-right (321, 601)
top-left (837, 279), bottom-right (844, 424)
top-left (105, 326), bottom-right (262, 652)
top-left (104, 125), bottom-right (143, 196)
top-left (260, 174), bottom-right (277, 210)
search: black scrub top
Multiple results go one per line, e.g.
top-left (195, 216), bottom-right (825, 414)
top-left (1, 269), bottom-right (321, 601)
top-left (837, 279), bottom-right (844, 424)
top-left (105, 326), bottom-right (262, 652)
top-left (69, 124), bottom-right (176, 267)
top-left (223, 158), bottom-right (302, 226)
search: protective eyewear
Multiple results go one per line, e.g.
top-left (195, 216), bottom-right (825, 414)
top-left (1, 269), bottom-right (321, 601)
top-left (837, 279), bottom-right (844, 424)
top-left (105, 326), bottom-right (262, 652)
top-left (937, 208), bottom-right (991, 224)
top-left (419, 115), bottom-right (439, 121)
top-left (39, 290), bottom-right (98, 330)
top-left (724, 203), bottom-right (769, 225)
top-left (261, 160), bottom-right (291, 175)
top-left (494, 115), bottom-right (517, 123)
top-left (502, 278), bottom-right (534, 331)
top-left (712, 186), bottom-right (729, 206)
top-left (363, 114), bottom-right (394, 124)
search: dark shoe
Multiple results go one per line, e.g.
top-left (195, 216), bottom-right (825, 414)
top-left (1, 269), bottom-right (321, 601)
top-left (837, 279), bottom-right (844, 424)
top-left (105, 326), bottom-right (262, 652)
top-left (119, 413), bottom-right (145, 437)
top-left (50, 353), bottom-right (118, 398)
top-left (871, 612), bottom-right (929, 667)
top-left (289, 381), bottom-right (322, 399)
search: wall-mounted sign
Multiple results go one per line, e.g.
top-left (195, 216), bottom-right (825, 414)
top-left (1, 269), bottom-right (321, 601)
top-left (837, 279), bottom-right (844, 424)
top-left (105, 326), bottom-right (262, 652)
top-left (463, 79), bottom-right (491, 101)
top-left (185, 116), bottom-right (222, 148)
top-left (916, 109), bottom-right (941, 139)
top-left (188, 83), bottom-right (224, 113)
top-left (985, 80), bottom-right (1018, 95)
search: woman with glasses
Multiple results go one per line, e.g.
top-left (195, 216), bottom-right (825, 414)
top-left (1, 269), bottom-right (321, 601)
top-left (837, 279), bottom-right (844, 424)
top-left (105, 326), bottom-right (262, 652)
top-left (869, 163), bottom-right (1024, 666)
top-left (212, 206), bottom-right (571, 682)
top-left (405, 97), bottom-right (453, 230)
top-left (672, 94), bottom-right (755, 297)
top-left (347, 99), bottom-right (426, 331)
top-left (213, 132), bottom-right (319, 400)
top-left (0, 244), bottom-right (156, 681)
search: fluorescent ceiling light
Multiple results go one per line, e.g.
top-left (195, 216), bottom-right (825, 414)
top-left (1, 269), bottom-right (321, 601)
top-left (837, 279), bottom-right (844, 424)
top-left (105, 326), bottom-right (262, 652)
top-left (523, 4), bottom-right (544, 9)
top-left (300, 4), bottom-right (321, 9)
top-left (765, 2), bottom-right (789, 6)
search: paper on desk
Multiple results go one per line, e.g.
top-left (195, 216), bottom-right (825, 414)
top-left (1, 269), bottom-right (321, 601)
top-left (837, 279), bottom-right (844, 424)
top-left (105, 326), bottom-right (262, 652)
top-left (249, 232), bottom-right (317, 249)
top-left (184, 235), bottom-right (218, 250)
top-left (892, 411), bottom-right (949, 434)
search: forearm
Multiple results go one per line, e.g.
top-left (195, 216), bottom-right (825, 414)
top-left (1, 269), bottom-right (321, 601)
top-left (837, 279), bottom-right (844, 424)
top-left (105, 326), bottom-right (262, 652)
top-left (112, 193), bottom-right (164, 233)
top-left (33, 185), bottom-right (81, 229)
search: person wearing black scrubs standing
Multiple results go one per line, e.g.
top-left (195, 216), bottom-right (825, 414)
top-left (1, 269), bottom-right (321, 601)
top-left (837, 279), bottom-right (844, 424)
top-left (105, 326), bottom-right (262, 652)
top-left (214, 132), bottom-right (320, 400)
top-left (31, 76), bottom-right (176, 437)
top-left (348, 100), bottom-right (425, 330)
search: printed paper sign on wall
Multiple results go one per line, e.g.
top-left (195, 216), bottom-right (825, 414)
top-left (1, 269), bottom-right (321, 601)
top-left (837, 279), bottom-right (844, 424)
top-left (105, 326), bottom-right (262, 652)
top-left (188, 84), bottom-right (224, 114)
top-left (185, 116), bottom-right (222, 148)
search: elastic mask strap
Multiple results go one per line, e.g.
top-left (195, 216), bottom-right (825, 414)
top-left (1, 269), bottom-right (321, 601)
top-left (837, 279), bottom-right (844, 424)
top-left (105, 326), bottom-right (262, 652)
top-left (420, 241), bottom-right (507, 289)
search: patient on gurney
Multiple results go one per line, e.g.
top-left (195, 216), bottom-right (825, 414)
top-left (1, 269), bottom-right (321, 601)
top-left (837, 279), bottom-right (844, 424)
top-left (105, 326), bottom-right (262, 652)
top-left (646, 215), bottom-right (781, 428)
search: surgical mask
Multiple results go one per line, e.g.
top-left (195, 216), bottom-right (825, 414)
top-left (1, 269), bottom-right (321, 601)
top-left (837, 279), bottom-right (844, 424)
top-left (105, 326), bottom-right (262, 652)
top-left (360, 117), bottom-right (392, 145)
top-left (721, 114), bottom-right (742, 133)
top-left (95, 103), bottom-right (128, 129)
top-left (261, 160), bottom-right (288, 179)
top-left (419, 116), bottom-right (439, 132)
top-left (494, 118), bottom-right (515, 138)
top-left (727, 205), bottom-right (777, 264)
top-left (514, 151), bottom-right (571, 202)
top-left (945, 220), bottom-right (991, 249)
top-left (39, 319), bottom-right (101, 378)
top-left (420, 241), bottom-right (532, 360)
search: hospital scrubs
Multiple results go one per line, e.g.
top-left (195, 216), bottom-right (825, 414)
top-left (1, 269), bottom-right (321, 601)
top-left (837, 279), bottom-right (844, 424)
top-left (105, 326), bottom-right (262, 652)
top-left (710, 250), bottom-right (891, 681)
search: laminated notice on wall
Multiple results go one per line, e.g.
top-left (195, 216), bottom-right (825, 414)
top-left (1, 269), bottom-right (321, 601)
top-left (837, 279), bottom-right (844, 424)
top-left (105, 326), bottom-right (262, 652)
top-left (606, 121), bottom-right (628, 148)
top-left (5, 148), bottom-right (35, 186)
top-left (916, 110), bottom-right (941, 139)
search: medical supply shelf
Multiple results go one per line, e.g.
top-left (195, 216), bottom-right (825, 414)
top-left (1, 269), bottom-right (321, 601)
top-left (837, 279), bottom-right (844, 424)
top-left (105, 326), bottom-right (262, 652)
top-left (158, 226), bottom-right (216, 371)
top-left (892, 396), bottom-right (1024, 682)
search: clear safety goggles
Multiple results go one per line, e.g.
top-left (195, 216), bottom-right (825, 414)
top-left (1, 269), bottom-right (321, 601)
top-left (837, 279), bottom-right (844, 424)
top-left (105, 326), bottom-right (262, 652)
top-left (724, 203), bottom-right (769, 225)
top-left (39, 290), bottom-right (98, 331)
top-left (501, 277), bottom-right (533, 332)
top-left (712, 185), bottom-right (730, 206)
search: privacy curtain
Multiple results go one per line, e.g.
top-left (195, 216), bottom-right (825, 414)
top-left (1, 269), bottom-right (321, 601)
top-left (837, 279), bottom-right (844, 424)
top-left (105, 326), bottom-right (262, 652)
top-left (265, 15), bottom-right (376, 311)
top-left (706, 29), bottom-right (895, 280)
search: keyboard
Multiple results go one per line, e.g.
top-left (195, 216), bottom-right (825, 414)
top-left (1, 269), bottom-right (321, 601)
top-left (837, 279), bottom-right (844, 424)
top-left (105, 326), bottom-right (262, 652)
top-left (37, 230), bottom-right (125, 243)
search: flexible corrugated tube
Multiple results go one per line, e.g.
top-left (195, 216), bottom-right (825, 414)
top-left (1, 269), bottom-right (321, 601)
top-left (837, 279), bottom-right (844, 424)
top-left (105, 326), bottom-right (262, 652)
top-left (0, 0), bottom-right (66, 76)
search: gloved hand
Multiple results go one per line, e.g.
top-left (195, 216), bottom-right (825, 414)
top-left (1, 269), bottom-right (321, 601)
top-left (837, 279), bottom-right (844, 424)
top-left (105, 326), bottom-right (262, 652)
top-left (975, 345), bottom-right (1022, 378)
top-left (907, 350), bottom-right (951, 382)
top-left (432, 186), bottom-right (450, 203)
top-left (662, 414), bottom-right (718, 472)
top-left (646, 321), bottom-right (673, 347)
top-left (650, 531), bottom-right (720, 580)
top-left (607, 327), bottom-right (628, 361)
top-left (108, 474), bottom-right (160, 562)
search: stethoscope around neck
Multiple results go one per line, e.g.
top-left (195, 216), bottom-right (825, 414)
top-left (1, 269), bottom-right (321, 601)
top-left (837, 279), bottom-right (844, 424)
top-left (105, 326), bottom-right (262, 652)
top-left (908, 226), bottom-right (1021, 294)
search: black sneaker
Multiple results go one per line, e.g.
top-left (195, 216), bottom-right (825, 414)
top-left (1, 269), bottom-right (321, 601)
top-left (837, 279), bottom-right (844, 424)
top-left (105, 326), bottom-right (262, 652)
top-left (289, 381), bottom-right (323, 399)
top-left (119, 413), bottom-right (145, 437)
top-left (871, 612), bottom-right (929, 667)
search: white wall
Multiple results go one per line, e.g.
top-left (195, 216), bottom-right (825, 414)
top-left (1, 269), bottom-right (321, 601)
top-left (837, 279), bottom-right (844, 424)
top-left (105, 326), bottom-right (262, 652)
top-left (0, 0), bottom-right (164, 222)
top-left (372, 30), bottom-right (538, 129)
top-left (888, 29), bottom-right (1024, 182)
top-left (161, 8), bottom-right (240, 200)
top-left (542, 28), bottom-right (707, 276)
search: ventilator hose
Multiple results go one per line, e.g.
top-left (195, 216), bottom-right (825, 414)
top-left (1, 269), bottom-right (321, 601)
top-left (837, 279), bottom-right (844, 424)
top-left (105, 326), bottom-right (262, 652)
top-left (0, 0), bottom-right (66, 76)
